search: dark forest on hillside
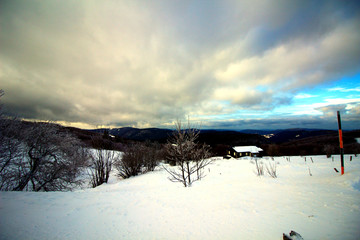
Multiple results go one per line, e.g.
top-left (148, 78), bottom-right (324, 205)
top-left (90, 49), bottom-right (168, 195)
top-left (79, 126), bottom-right (360, 157)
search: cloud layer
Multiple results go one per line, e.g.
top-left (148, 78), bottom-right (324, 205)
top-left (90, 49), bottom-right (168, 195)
top-left (1, 0), bottom-right (360, 129)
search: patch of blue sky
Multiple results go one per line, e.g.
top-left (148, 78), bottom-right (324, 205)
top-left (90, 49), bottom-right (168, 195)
top-left (331, 73), bottom-right (360, 89)
top-left (321, 73), bottom-right (360, 97)
top-left (295, 73), bottom-right (360, 98)
top-left (285, 73), bottom-right (360, 116)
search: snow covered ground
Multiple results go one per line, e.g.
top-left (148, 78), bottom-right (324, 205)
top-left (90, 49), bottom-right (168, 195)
top-left (1, 154), bottom-right (360, 240)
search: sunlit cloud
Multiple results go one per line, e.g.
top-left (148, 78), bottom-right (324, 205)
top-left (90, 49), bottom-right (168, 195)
top-left (328, 87), bottom-right (360, 92)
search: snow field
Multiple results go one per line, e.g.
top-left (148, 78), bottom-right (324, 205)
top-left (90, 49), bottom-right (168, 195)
top-left (0, 154), bottom-right (360, 240)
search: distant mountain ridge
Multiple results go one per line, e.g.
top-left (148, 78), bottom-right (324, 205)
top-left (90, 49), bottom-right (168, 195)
top-left (89, 127), bottom-right (340, 144)
top-left (70, 125), bottom-right (360, 155)
top-left (12, 120), bottom-right (359, 156)
top-left (91, 127), bottom-right (173, 143)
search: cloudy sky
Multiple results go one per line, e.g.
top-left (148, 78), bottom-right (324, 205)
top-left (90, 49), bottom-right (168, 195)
top-left (1, 0), bottom-right (360, 130)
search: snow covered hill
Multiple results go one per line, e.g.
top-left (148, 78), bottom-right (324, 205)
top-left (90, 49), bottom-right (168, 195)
top-left (1, 155), bottom-right (360, 240)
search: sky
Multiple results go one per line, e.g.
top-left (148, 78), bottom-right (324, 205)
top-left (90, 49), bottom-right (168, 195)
top-left (1, 0), bottom-right (360, 130)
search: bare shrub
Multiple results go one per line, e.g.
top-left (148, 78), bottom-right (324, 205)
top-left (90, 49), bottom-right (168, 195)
top-left (114, 141), bottom-right (162, 179)
top-left (115, 143), bottom-right (144, 179)
top-left (254, 157), bottom-right (264, 176)
top-left (89, 147), bottom-right (117, 188)
top-left (88, 135), bottom-right (119, 188)
top-left (265, 161), bottom-right (277, 178)
top-left (142, 142), bottom-right (162, 173)
top-left (163, 120), bottom-right (212, 187)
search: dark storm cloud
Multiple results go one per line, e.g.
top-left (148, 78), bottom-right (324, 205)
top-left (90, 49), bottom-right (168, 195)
top-left (1, 0), bottom-right (359, 128)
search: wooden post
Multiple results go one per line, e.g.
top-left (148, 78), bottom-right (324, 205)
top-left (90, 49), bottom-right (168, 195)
top-left (337, 111), bottom-right (344, 175)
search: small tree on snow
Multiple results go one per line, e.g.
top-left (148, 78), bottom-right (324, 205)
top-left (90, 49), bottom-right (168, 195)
top-left (163, 120), bottom-right (212, 187)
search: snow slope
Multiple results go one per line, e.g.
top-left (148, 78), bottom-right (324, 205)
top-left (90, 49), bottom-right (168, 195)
top-left (1, 155), bottom-right (360, 240)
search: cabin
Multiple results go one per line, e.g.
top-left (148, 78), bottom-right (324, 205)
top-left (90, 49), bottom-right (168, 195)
top-left (227, 146), bottom-right (263, 158)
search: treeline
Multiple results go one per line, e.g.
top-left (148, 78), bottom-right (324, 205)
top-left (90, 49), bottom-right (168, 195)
top-left (261, 130), bottom-right (360, 156)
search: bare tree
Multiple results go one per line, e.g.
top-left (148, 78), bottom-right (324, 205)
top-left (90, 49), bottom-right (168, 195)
top-left (18, 122), bottom-right (88, 191)
top-left (163, 120), bottom-right (212, 187)
top-left (0, 120), bottom-right (88, 191)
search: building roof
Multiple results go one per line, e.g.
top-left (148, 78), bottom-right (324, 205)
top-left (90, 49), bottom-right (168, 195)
top-left (233, 146), bottom-right (263, 153)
